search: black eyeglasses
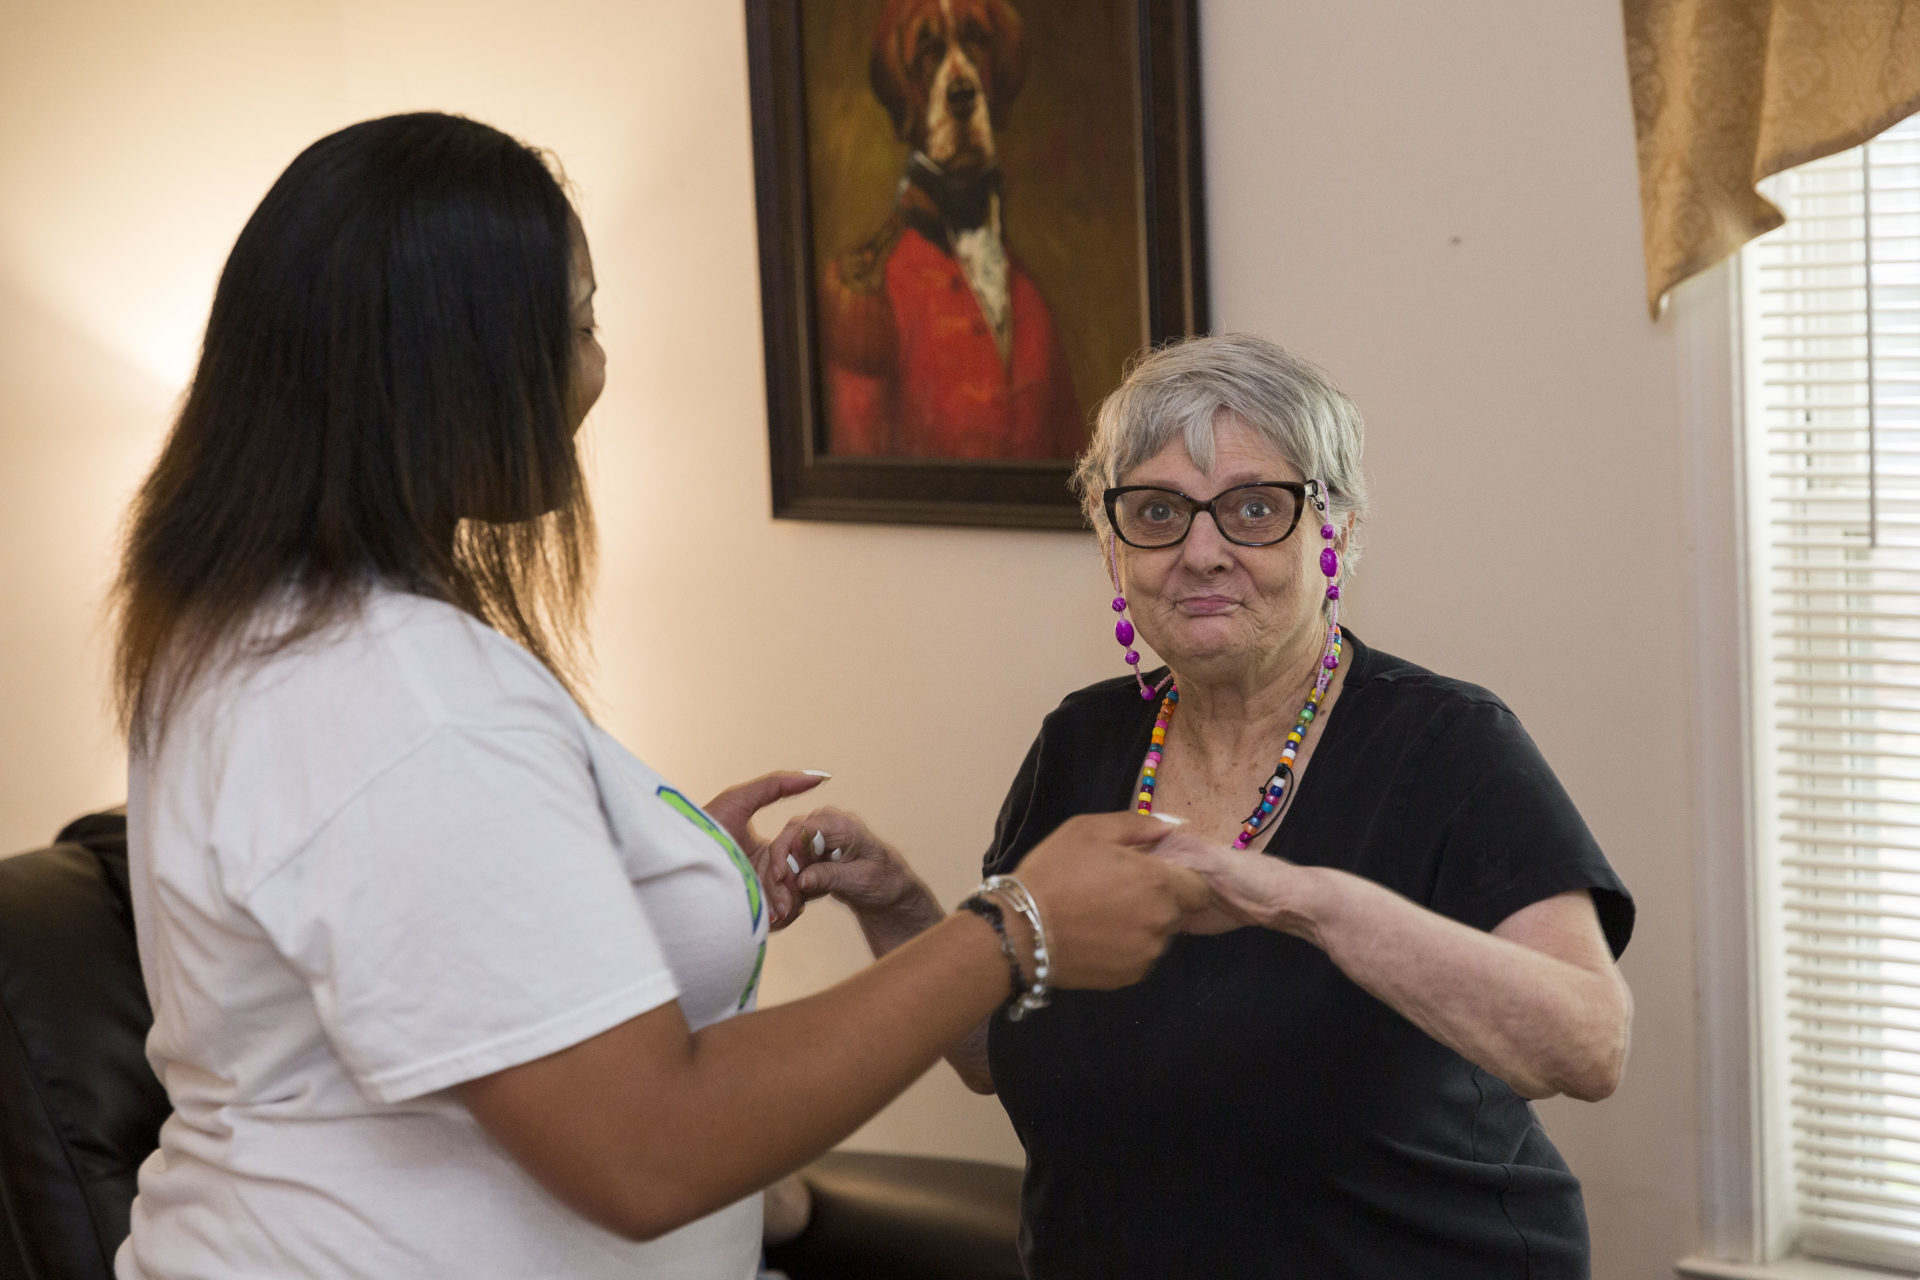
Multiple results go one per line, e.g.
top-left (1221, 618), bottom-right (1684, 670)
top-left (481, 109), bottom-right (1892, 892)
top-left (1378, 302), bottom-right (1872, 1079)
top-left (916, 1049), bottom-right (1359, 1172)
top-left (1102, 481), bottom-right (1318, 549)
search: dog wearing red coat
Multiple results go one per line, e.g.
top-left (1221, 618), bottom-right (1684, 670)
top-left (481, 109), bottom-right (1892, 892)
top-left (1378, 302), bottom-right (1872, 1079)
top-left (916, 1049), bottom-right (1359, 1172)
top-left (820, 0), bottom-right (1083, 460)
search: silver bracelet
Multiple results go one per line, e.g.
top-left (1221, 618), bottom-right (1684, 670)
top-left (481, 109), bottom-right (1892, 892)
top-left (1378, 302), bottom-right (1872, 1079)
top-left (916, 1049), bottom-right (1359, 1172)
top-left (983, 873), bottom-right (1050, 1018)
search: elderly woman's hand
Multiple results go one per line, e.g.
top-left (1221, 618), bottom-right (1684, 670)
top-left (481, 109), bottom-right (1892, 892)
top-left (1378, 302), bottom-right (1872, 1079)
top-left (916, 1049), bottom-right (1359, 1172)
top-left (1150, 831), bottom-right (1327, 943)
top-left (760, 807), bottom-right (941, 937)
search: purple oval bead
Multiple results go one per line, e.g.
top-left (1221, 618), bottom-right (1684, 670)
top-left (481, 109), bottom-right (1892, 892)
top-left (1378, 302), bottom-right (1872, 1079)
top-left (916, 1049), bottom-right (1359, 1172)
top-left (1140, 685), bottom-right (1157, 700)
top-left (1112, 596), bottom-right (1127, 612)
top-left (1320, 548), bottom-right (1339, 577)
top-left (1324, 654), bottom-right (1338, 670)
top-left (1116, 619), bottom-right (1135, 646)
top-left (1125, 649), bottom-right (1141, 664)
top-left (1326, 584), bottom-right (1341, 601)
top-left (1320, 524), bottom-right (1335, 539)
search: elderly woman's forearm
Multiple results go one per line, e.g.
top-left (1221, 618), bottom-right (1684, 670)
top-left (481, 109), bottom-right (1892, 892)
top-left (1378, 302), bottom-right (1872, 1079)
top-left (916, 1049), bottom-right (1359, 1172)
top-left (1286, 869), bottom-right (1632, 1101)
top-left (855, 883), bottom-right (947, 958)
top-left (946, 1021), bottom-right (995, 1093)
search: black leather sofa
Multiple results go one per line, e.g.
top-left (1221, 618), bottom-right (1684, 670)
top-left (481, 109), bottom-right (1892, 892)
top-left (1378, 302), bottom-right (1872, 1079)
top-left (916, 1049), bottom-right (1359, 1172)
top-left (0, 812), bottom-right (1023, 1279)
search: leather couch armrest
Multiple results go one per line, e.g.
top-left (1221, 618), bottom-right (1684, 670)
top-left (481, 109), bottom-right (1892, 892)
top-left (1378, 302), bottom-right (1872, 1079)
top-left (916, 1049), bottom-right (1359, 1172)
top-left (763, 1150), bottom-right (1023, 1280)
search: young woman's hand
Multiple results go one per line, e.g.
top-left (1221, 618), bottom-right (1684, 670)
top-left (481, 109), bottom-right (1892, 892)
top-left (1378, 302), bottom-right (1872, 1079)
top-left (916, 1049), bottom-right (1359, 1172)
top-left (1006, 813), bottom-right (1214, 989)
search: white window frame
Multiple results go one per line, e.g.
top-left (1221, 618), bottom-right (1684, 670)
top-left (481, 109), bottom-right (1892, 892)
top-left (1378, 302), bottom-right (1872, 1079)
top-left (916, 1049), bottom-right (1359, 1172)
top-left (1675, 242), bottom-right (1848, 1280)
top-left (1682, 127), bottom-right (1920, 1278)
top-left (1675, 255), bottom-right (1781, 1275)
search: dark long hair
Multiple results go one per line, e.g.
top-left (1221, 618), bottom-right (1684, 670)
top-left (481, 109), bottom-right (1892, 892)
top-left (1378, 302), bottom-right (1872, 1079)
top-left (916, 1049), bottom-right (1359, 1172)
top-left (114, 112), bottom-right (593, 745)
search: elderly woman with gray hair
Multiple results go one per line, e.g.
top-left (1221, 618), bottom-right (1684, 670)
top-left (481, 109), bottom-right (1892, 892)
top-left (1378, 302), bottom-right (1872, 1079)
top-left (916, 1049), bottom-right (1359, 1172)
top-left (760, 333), bottom-right (1633, 1279)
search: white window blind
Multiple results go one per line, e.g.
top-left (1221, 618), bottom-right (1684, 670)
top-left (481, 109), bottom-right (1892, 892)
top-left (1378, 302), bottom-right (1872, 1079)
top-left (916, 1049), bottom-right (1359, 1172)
top-left (1752, 110), bottom-right (1920, 1271)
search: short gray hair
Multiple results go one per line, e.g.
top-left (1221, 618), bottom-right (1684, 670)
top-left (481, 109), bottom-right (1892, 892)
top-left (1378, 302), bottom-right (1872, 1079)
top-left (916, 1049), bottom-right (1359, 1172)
top-left (1072, 333), bottom-right (1370, 581)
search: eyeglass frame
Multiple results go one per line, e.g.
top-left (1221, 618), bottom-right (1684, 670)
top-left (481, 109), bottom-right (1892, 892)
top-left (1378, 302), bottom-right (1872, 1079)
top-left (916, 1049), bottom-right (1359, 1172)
top-left (1101, 479), bottom-right (1326, 550)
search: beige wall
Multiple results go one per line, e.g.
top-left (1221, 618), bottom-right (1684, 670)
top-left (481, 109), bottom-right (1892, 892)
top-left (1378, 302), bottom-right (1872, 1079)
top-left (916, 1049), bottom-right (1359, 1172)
top-left (0, 1), bottom-right (1699, 1274)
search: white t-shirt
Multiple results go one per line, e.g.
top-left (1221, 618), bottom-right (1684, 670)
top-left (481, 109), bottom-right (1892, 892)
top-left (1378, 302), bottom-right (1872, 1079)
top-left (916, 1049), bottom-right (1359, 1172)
top-left (116, 590), bottom-right (771, 1280)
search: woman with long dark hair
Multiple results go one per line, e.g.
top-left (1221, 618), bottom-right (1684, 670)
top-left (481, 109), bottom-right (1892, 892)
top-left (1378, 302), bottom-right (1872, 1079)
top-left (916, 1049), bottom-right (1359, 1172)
top-left (111, 112), bottom-right (1206, 1280)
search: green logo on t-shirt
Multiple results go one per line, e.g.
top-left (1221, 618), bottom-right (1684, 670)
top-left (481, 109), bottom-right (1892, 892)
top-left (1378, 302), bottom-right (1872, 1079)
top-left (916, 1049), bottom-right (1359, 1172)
top-left (738, 941), bottom-right (766, 1011)
top-left (655, 787), bottom-right (767, 1010)
top-left (655, 787), bottom-right (763, 932)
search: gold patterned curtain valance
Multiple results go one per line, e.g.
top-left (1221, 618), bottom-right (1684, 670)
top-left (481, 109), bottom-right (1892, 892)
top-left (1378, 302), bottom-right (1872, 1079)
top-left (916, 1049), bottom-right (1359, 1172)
top-left (1625, 0), bottom-right (1920, 318)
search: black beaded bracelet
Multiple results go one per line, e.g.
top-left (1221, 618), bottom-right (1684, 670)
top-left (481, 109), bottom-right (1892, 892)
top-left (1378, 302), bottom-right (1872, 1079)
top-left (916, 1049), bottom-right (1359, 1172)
top-left (958, 894), bottom-right (1025, 1004)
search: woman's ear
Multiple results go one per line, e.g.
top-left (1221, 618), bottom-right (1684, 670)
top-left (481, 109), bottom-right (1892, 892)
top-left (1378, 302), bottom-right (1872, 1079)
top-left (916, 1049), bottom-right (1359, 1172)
top-left (1102, 536), bottom-right (1124, 592)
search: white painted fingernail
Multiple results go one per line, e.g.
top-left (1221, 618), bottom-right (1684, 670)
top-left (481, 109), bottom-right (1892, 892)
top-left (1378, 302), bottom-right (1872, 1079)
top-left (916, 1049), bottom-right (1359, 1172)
top-left (786, 854), bottom-right (801, 875)
top-left (810, 831), bottom-right (826, 859)
top-left (829, 847), bottom-right (844, 862)
top-left (1150, 813), bottom-right (1186, 826)
top-left (803, 770), bottom-right (833, 778)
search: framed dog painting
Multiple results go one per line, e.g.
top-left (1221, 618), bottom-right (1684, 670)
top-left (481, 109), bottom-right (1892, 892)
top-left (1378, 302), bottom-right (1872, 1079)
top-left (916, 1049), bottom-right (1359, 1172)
top-left (747, 0), bottom-right (1207, 529)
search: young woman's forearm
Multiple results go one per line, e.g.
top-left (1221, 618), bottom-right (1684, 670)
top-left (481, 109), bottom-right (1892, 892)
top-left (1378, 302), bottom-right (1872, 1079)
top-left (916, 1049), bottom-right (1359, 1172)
top-left (845, 887), bottom-right (996, 1093)
top-left (461, 811), bottom-right (1203, 1240)
top-left (1288, 871), bottom-right (1630, 1101)
top-left (668, 913), bottom-right (1013, 1208)
top-left (459, 910), bottom-right (1011, 1241)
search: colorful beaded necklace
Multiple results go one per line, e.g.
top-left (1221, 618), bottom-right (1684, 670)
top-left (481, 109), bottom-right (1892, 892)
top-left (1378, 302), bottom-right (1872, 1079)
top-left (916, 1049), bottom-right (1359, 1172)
top-left (1134, 622), bottom-right (1344, 850)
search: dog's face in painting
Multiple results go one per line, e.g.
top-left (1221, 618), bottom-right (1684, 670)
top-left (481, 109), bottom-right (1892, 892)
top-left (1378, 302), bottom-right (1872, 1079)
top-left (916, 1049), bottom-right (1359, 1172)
top-left (869, 0), bottom-right (1026, 174)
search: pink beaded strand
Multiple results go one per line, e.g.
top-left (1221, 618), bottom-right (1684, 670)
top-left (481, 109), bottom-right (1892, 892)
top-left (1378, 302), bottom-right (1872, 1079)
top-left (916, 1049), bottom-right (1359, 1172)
top-left (1226, 621), bottom-right (1340, 848)
top-left (1135, 689), bottom-right (1177, 814)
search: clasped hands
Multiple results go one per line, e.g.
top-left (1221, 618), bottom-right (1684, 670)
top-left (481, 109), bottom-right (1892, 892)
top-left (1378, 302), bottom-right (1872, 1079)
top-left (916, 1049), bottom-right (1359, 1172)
top-left (700, 771), bottom-right (941, 943)
top-left (703, 771), bottom-right (1314, 943)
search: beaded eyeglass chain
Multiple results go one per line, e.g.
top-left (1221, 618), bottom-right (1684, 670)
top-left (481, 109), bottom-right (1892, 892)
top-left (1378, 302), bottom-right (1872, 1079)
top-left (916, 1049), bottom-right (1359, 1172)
top-left (1114, 480), bottom-right (1345, 851)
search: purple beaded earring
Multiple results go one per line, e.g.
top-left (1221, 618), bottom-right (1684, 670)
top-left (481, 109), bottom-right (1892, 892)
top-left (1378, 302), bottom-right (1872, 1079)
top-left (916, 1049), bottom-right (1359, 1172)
top-left (1308, 479), bottom-right (1343, 624)
top-left (1107, 543), bottom-right (1168, 701)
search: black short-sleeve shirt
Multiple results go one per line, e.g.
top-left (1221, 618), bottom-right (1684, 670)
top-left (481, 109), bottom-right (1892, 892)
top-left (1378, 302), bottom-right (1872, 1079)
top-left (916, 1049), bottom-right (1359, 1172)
top-left (984, 631), bottom-right (1633, 1280)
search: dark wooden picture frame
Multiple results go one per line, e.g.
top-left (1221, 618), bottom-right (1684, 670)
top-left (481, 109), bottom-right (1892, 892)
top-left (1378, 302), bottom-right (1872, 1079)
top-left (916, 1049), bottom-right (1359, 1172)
top-left (747, 0), bottom-right (1208, 530)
